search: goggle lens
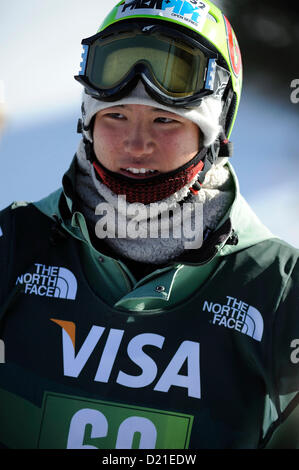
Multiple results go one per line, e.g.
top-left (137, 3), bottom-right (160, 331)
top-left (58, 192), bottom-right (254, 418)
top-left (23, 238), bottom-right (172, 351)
top-left (86, 31), bottom-right (208, 97)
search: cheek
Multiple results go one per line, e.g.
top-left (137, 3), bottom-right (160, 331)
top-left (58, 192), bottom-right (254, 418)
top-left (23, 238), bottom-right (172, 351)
top-left (163, 126), bottom-right (199, 149)
top-left (158, 128), bottom-right (199, 166)
top-left (93, 123), bottom-right (123, 169)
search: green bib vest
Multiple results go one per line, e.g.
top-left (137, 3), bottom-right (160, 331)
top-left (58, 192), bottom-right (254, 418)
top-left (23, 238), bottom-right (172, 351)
top-left (0, 202), bottom-right (298, 449)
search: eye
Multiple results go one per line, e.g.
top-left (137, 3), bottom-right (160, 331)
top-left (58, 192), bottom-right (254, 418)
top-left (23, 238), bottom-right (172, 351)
top-left (105, 112), bottom-right (126, 120)
top-left (154, 117), bottom-right (176, 124)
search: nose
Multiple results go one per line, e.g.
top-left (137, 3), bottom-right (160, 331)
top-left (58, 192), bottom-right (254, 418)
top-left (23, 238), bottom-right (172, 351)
top-left (123, 121), bottom-right (154, 158)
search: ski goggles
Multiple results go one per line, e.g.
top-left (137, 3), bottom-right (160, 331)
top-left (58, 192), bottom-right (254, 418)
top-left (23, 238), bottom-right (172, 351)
top-left (75, 22), bottom-right (231, 108)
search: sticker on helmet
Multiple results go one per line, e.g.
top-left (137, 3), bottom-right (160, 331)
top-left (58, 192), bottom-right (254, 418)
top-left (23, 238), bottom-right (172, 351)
top-left (223, 15), bottom-right (242, 78)
top-left (116, 0), bottom-right (210, 32)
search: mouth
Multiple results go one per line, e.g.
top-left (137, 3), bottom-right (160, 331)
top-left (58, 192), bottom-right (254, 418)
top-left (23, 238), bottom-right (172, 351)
top-left (120, 168), bottom-right (160, 179)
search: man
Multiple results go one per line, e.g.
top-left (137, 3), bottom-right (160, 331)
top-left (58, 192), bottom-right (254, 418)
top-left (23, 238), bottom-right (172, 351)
top-left (0, 0), bottom-right (298, 449)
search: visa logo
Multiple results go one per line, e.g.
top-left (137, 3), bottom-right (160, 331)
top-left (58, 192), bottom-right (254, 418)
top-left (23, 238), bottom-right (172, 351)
top-left (51, 319), bottom-right (201, 399)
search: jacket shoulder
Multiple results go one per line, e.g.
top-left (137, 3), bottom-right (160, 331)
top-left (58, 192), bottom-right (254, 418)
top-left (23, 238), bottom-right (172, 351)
top-left (33, 188), bottom-right (63, 219)
top-left (0, 203), bottom-right (32, 304)
top-left (244, 236), bottom-right (299, 266)
top-left (0, 202), bottom-right (30, 251)
top-left (0, 197), bottom-right (62, 303)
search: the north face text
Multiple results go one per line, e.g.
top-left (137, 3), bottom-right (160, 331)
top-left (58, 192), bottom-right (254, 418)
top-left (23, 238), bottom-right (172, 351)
top-left (203, 295), bottom-right (264, 342)
top-left (16, 263), bottom-right (78, 300)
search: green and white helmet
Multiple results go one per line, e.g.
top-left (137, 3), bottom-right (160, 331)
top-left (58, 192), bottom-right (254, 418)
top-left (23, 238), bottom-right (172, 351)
top-left (76, 0), bottom-right (242, 139)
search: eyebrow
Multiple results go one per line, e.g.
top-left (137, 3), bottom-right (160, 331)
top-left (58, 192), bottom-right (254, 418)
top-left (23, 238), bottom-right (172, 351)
top-left (110, 104), bottom-right (175, 114)
top-left (152, 107), bottom-right (173, 113)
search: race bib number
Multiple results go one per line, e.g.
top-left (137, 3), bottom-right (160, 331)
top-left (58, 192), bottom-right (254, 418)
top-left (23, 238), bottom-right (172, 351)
top-left (38, 392), bottom-right (194, 449)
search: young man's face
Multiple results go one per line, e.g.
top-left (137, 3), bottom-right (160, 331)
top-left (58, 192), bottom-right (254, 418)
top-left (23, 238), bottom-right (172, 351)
top-left (93, 104), bottom-right (201, 178)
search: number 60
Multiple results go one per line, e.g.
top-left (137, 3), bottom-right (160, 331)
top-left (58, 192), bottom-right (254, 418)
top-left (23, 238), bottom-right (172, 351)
top-left (67, 408), bottom-right (157, 449)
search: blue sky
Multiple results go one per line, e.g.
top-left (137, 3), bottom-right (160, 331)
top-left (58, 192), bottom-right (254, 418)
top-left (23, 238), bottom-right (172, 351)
top-left (0, 0), bottom-right (116, 120)
top-left (0, 1), bottom-right (298, 247)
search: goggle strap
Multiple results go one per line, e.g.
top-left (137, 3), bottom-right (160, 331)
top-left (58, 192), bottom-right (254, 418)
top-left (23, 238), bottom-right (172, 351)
top-left (205, 59), bottom-right (217, 91)
top-left (79, 44), bottom-right (89, 76)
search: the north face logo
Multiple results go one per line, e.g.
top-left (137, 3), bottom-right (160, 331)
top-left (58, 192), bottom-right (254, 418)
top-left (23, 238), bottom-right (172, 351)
top-left (203, 295), bottom-right (264, 342)
top-left (16, 263), bottom-right (77, 300)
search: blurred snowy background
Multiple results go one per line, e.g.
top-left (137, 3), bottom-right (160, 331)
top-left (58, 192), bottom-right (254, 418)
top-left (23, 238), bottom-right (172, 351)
top-left (0, 0), bottom-right (298, 247)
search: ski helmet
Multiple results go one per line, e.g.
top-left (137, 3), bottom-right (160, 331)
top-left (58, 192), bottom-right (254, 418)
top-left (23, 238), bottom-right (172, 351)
top-left (75, 0), bottom-right (242, 138)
